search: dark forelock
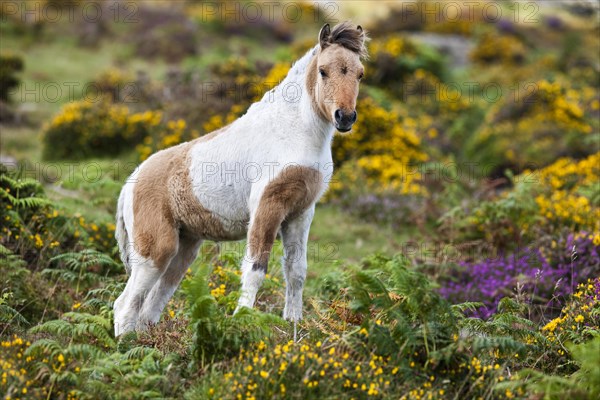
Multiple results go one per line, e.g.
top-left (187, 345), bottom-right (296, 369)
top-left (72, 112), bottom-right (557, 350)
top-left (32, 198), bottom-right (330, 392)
top-left (325, 21), bottom-right (369, 59)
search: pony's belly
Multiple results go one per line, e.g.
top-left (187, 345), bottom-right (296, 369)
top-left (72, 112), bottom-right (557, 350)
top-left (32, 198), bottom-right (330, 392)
top-left (186, 180), bottom-right (251, 241)
top-left (178, 195), bottom-right (249, 242)
top-left (205, 216), bottom-right (248, 241)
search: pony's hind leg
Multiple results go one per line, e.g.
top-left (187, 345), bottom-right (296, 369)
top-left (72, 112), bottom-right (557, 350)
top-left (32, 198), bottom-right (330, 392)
top-left (137, 235), bottom-right (202, 329)
top-left (114, 250), bottom-right (164, 336)
top-left (114, 225), bottom-right (180, 336)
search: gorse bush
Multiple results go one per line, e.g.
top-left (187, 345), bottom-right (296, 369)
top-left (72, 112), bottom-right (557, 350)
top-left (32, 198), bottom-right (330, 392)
top-left (531, 153), bottom-right (600, 231)
top-left (43, 99), bottom-right (162, 160)
top-left (42, 98), bottom-right (202, 161)
top-left (365, 35), bottom-right (446, 95)
top-left (136, 118), bottom-right (191, 161)
top-left (331, 96), bottom-right (429, 197)
top-left (471, 32), bottom-right (527, 65)
top-left (469, 79), bottom-right (597, 169)
top-left (440, 152), bottom-right (600, 247)
top-left (94, 68), bottom-right (136, 103)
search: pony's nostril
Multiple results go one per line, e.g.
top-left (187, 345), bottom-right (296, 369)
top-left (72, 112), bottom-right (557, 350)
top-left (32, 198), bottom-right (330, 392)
top-left (350, 111), bottom-right (357, 123)
top-left (334, 109), bottom-right (343, 123)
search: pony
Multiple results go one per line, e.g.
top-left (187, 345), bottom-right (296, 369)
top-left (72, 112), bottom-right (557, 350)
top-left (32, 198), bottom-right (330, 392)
top-left (113, 21), bottom-right (368, 336)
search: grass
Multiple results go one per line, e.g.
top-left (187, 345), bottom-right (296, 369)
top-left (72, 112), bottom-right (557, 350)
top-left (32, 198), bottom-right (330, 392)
top-left (194, 204), bottom-right (416, 299)
top-left (0, 27), bottom-right (167, 124)
top-left (0, 126), bottom-right (42, 161)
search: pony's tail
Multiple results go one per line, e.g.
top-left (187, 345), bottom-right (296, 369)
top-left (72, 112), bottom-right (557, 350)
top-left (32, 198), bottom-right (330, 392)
top-left (115, 187), bottom-right (131, 275)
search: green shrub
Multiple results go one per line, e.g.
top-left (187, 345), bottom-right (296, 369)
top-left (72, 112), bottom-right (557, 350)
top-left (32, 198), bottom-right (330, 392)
top-left (1, 163), bottom-right (116, 262)
top-left (0, 53), bottom-right (24, 102)
top-left (366, 35), bottom-right (447, 95)
top-left (131, 5), bottom-right (198, 62)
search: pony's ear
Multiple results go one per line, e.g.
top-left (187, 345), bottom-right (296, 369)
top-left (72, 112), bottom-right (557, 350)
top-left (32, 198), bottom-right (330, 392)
top-left (357, 25), bottom-right (366, 43)
top-left (319, 23), bottom-right (331, 49)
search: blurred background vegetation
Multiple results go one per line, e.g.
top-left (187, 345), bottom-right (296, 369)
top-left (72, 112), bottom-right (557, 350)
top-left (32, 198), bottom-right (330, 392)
top-left (1, 1), bottom-right (599, 399)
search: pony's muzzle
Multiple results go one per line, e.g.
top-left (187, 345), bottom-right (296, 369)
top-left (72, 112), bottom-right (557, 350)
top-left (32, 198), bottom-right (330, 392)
top-left (334, 109), bottom-right (357, 132)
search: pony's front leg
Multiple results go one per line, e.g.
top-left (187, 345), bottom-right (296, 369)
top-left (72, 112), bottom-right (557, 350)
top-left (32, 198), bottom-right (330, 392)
top-left (236, 209), bottom-right (283, 311)
top-left (237, 249), bottom-right (268, 310)
top-left (281, 207), bottom-right (314, 322)
top-left (235, 165), bottom-right (322, 313)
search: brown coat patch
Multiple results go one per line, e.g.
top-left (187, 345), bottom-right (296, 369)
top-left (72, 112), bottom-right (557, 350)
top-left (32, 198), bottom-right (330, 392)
top-left (132, 128), bottom-right (231, 267)
top-left (248, 166), bottom-right (323, 268)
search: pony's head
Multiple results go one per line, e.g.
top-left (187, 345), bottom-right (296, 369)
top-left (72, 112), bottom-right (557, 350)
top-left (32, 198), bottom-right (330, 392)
top-left (307, 21), bottom-right (368, 132)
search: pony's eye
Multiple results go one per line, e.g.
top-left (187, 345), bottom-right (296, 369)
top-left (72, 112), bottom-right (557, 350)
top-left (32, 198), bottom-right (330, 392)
top-left (319, 68), bottom-right (327, 78)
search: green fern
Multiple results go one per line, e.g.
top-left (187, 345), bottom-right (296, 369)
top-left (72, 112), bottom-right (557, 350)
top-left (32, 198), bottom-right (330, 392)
top-left (0, 174), bottom-right (49, 210)
top-left (30, 312), bottom-right (115, 348)
top-left (184, 263), bottom-right (285, 363)
top-left (0, 291), bottom-right (28, 326)
top-left (347, 255), bottom-right (457, 359)
top-left (42, 250), bottom-right (121, 297)
top-left (78, 347), bottom-right (184, 399)
top-left (499, 336), bottom-right (600, 399)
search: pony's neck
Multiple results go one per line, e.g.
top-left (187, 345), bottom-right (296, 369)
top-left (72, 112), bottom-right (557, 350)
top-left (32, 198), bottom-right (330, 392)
top-left (300, 48), bottom-right (335, 141)
top-left (251, 45), bottom-right (335, 148)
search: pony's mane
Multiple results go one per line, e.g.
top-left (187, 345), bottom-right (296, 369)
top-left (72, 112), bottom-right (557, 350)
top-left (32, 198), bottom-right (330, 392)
top-left (324, 21), bottom-right (369, 59)
top-left (253, 46), bottom-right (315, 106)
top-left (283, 46), bottom-right (319, 82)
